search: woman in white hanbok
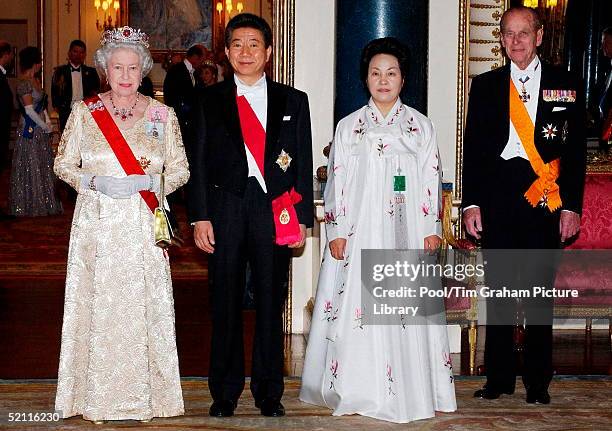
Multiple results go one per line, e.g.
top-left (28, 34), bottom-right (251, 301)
top-left (299, 38), bottom-right (457, 423)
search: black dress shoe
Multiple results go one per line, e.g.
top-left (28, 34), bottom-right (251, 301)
top-left (474, 386), bottom-right (514, 399)
top-left (259, 398), bottom-right (285, 417)
top-left (209, 399), bottom-right (236, 417)
top-left (526, 389), bottom-right (551, 404)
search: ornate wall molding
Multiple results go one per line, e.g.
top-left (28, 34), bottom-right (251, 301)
top-left (272, 0), bottom-right (294, 87)
top-left (455, 0), bottom-right (508, 203)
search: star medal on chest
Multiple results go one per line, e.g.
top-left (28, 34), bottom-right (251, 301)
top-left (276, 149), bottom-right (292, 172)
top-left (542, 123), bottom-right (557, 140)
top-left (139, 156), bottom-right (151, 170)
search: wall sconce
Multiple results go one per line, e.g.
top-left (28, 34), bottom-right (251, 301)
top-left (95, 0), bottom-right (120, 32)
top-left (523, 0), bottom-right (538, 8)
top-left (216, 0), bottom-right (244, 20)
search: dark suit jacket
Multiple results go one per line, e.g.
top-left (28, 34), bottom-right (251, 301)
top-left (188, 77), bottom-right (314, 228)
top-left (0, 71), bottom-right (13, 165)
top-left (462, 62), bottom-right (587, 216)
top-left (163, 61), bottom-right (196, 133)
top-left (51, 63), bottom-right (100, 126)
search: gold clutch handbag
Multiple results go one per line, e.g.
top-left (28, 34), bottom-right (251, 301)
top-left (154, 174), bottom-right (183, 248)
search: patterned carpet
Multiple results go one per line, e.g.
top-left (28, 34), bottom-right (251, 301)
top-left (0, 377), bottom-right (611, 430)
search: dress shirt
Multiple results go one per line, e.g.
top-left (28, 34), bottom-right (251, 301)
top-left (0, 65), bottom-right (6, 75)
top-left (501, 56), bottom-right (541, 161)
top-left (70, 62), bottom-right (84, 107)
top-left (184, 58), bottom-right (195, 87)
top-left (235, 73), bottom-right (268, 193)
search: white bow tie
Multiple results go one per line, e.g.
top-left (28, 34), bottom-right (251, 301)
top-left (237, 84), bottom-right (265, 98)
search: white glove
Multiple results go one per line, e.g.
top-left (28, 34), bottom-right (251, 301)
top-left (43, 110), bottom-right (53, 133)
top-left (79, 174), bottom-right (132, 199)
top-left (24, 105), bottom-right (52, 133)
top-left (80, 174), bottom-right (157, 198)
top-left (123, 174), bottom-right (156, 195)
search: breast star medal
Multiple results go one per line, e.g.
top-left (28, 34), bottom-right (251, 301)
top-left (139, 156), bottom-right (151, 170)
top-left (276, 149), bottom-right (292, 172)
top-left (279, 208), bottom-right (290, 224)
top-left (542, 124), bottom-right (557, 140)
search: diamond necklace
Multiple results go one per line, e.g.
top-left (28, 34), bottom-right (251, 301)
top-left (110, 92), bottom-right (139, 121)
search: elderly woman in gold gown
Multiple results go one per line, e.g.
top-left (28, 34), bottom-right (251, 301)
top-left (53, 27), bottom-right (189, 423)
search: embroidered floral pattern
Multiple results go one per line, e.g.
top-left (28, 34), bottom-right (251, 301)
top-left (353, 117), bottom-right (367, 139)
top-left (353, 307), bottom-right (363, 329)
top-left (387, 199), bottom-right (395, 218)
top-left (386, 104), bottom-right (405, 125)
top-left (324, 211), bottom-right (338, 225)
top-left (330, 359), bottom-right (339, 390)
top-left (443, 352), bottom-right (454, 383)
top-left (403, 116), bottom-right (419, 135)
top-left (377, 138), bottom-right (389, 156)
top-left (323, 300), bottom-right (333, 321)
top-left (386, 364), bottom-right (396, 395)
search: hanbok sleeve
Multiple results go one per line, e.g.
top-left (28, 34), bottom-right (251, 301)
top-left (54, 102), bottom-right (85, 192)
top-left (162, 107), bottom-right (190, 195)
top-left (419, 120), bottom-right (442, 238)
top-left (324, 121), bottom-right (349, 241)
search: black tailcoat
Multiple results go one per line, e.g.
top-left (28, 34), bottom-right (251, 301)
top-left (51, 63), bottom-right (100, 131)
top-left (188, 77), bottom-right (313, 403)
top-left (461, 62), bottom-right (587, 392)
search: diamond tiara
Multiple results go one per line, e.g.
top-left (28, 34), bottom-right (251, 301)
top-left (101, 26), bottom-right (150, 49)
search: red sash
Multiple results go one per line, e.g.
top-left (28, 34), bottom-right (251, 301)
top-left (85, 95), bottom-right (159, 213)
top-left (236, 94), bottom-right (266, 176)
top-left (272, 188), bottom-right (303, 245)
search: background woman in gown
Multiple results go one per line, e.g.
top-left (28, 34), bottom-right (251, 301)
top-left (9, 46), bottom-right (62, 216)
top-left (300, 37), bottom-right (457, 423)
top-left (54, 27), bottom-right (189, 424)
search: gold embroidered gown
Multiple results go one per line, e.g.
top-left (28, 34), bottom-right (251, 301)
top-left (53, 98), bottom-right (189, 421)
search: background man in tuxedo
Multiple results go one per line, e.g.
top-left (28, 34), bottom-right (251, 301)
top-left (462, 6), bottom-right (586, 405)
top-left (0, 41), bottom-right (15, 220)
top-left (51, 40), bottom-right (100, 131)
top-left (188, 13), bottom-right (313, 419)
top-left (0, 41), bottom-right (13, 170)
top-left (163, 44), bottom-right (204, 153)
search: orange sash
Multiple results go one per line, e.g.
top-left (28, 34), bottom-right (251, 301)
top-left (509, 81), bottom-right (562, 212)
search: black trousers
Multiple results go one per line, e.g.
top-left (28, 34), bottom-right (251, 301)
top-left (208, 178), bottom-right (291, 404)
top-left (481, 157), bottom-right (559, 392)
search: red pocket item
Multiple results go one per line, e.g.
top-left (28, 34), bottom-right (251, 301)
top-left (272, 188), bottom-right (303, 245)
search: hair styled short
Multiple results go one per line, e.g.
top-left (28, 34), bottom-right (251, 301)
top-left (94, 41), bottom-right (153, 79)
top-left (69, 39), bottom-right (86, 51)
top-left (186, 45), bottom-right (204, 58)
top-left (0, 41), bottom-right (11, 57)
top-left (19, 46), bottom-right (42, 72)
top-left (225, 13), bottom-right (273, 48)
top-left (500, 6), bottom-right (542, 33)
top-left (360, 37), bottom-right (409, 90)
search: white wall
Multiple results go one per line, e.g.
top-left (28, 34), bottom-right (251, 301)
top-left (0, 0), bottom-right (39, 46)
top-left (427, 0), bottom-right (461, 186)
top-left (290, 0), bottom-right (335, 333)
